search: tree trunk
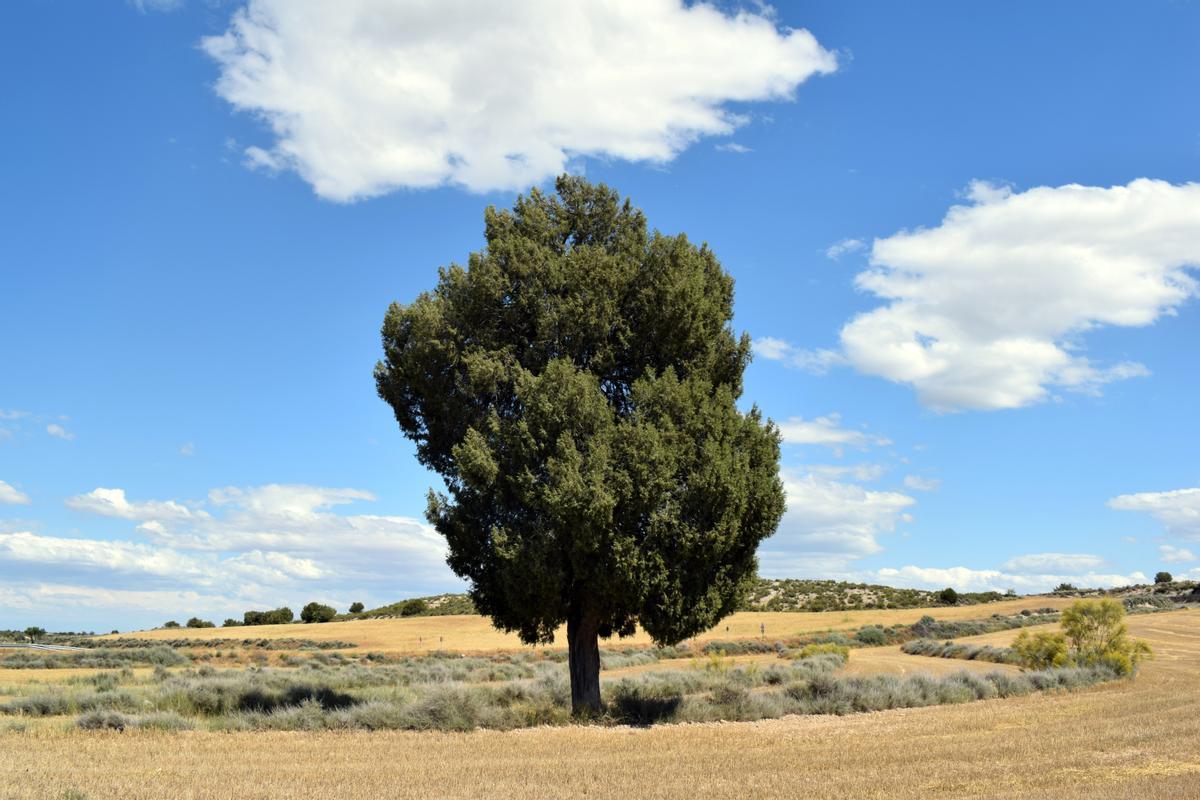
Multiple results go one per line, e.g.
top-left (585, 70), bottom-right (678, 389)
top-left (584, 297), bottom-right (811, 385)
top-left (567, 609), bottom-right (602, 716)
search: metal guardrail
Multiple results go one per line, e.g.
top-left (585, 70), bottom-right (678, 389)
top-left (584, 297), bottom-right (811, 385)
top-left (0, 642), bottom-right (86, 651)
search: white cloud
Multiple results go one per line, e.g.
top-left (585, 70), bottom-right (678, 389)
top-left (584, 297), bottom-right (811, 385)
top-left (46, 423), bottom-right (74, 441)
top-left (1109, 487), bottom-right (1200, 539)
top-left (753, 336), bottom-right (845, 374)
top-left (803, 463), bottom-right (887, 482)
top-left (1001, 552), bottom-right (1106, 573)
top-left (129, 0), bottom-right (184, 11)
top-left (902, 475), bottom-right (940, 492)
top-left (9, 483), bottom-right (460, 628)
top-left (758, 469), bottom-right (915, 575)
top-left (777, 413), bottom-right (891, 453)
top-left (1159, 544), bottom-right (1196, 563)
top-left (840, 179), bottom-right (1200, 411)
top-left (66, 488), bottom-right (200, 522)
top-left (715, 142), bottom-right (752, 154)
top-left (0, 480), bottom-right (31, 505)
top-left (873, 564), bottom-right (1148, 593)
top-left (825, 238), bottom-right (865, 260)
top-left (202, 0), bottom-right (836, 200)
top-left (180, 442), bottom-right (195, 457)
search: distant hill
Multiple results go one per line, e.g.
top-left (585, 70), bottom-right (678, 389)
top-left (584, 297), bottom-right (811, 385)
top-left (354, 578), bottom-right (1012, 620)
top-left (739, 579), bottom-right (1009, 612)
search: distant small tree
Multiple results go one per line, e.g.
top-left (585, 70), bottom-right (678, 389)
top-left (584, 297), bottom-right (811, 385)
top-left (938, 587), bottom-right (958, 605)
top-left (301, 602), bottom-right (337, 624)
top-left (1005, 588), bottom-right (1017, 597)
top-left (400, 598), bottom-right (429, 617)
top-left (186, 617), bottom-right (215, 629)
top-left (222, 618), bottom-right (242, 627)
top-left (1054, 583), bottom-right (1076, 593)
top-left (163, 620), bottom-right (181, 629)
top-left (244, 607), bottom-right (294, 626)
top-left (24, 626), bottom-right (46, 643)
top-left (1154, 571), bottom-right (1172, 585)
top-left (349, 602), bottom-right (365, 614)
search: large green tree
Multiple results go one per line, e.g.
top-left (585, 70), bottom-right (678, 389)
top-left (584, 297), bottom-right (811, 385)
top-left (375, 176), bottom-right (786, 713)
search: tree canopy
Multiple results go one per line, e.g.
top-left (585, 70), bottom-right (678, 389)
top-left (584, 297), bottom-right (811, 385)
top-left (375, 176), bottom-right (786, 711)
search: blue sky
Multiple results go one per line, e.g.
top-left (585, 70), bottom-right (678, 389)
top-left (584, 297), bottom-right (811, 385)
top-left (2, 0), bottom-right (1199, 631)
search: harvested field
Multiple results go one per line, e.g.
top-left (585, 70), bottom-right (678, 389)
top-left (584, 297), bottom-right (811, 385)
top-left (2, 608), bottom-right (1195, 799)
top-left (108, 596), bottom-right (1076, 655)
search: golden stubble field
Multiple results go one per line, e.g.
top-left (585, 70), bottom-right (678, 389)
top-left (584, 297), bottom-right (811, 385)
top-left (4, 606), bottom-right (1198, 800)
top-left (107, 596), bottom-right (1078, 654)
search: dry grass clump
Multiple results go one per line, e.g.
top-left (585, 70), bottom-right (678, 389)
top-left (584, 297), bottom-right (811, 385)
top-left (901, 639), bottom-right (1019, 664)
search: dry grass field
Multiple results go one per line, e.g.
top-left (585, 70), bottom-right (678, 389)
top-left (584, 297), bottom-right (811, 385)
top-left (110, 595), bottom-right (1077, 654)
top-left (3, 606), bottom-right (1196, 799)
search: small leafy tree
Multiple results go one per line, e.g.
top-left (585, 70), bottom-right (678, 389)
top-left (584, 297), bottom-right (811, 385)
top-left (301, 602), bottom-right (337, 624)
top-left (1154, 571), bottom-right (1172, 584)
top-left (375, 176), bottom-right (786, 713)
top-left (938, 587), bottom-right (958, 605)
top-left (1061, 599), bottom-right (1153, 675)
top-left (222, 618), bottom-right (242, 627)
top-left (1054, 583), bottom-right (1076, 593)
top-left (23, 626), bottom-right (46, 643)
top-left (186, 617), bottom-right (215, 629)
top-left (349, 602), bottom-right (365, 614)
top-left (162, 620), bottom-right (181, 629)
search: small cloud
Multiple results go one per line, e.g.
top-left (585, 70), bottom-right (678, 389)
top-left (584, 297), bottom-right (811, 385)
top-left (715, 142), bottom-right (752, 154)
top-left (753, 337), bottom-right (845, 375)
top-left (129, 0), bottom-right (184, 12)
top-left (903, 475), bottom-right (941, 492)
top-left (46, 423), bottom-right (74, 441)
top-left (777, 413), bottom-right (891, 454)
top-left (180, 442), bottom-right (195, 457)
top-left (1159, 544), bottom-right (1196, 563)
top-left (1001, 553), bottom-right (1106, 573)
top-left (0, 480), bottom-right (31, 505)
top-left (1122, 536), bottom-right (1139, 544)
top-left (825, 238), bottom-right (865, 260)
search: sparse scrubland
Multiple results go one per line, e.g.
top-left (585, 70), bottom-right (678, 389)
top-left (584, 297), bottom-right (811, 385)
top-left (1, 607), bottom-right (1196, 799)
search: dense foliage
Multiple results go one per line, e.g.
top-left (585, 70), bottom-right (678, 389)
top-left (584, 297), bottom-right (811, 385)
top-left (375, 176), bottom-right (785, 711)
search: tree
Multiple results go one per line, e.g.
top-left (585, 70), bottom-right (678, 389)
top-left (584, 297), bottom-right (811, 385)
top-left (349, 602), bottom-right (365, 614)
top-left (1060, 599), bottom-right (1153, 675)
top-left (243, 607), bottom-right (294, 626)
top-left (1154, 571), bottom-right (1172, 584)
top-left (400, 598), bottom-right (429, 617)
top-left (301, 602), bottom-right (337, 623)
top-left (186, 617), bottom-right (215, 629)
top-left (1054, 583), bottom-right (1076, 593)
top-left (375, 176), bottom-right (786, 714)
top-left (23, 626), bottom-right (46, 643)
top-left (163, 620), bottom-right (181, 629)
top-left (938, 587), bottom-right (958, 605)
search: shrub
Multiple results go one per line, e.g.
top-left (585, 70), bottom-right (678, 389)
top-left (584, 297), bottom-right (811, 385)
top-left (77, 710), bottom-right (131, 731)
top-left (163, 621), bottom-right (181, 629)
top-left (1061, 599), bottom-right (1153, 675)
top-left (1154, 571), bottom-right (1172, 584)
top-left (301, 602), bottom-right (337, 624)
top-left (400, 598), bottom-right (429, 617)
top-left (797, 642), bottom-right (850, 662)
top-left (186, 617), bottom-right (215, 629)
top-left (855, 626), bottom-right (887, 646)
top-left (222, 619), bottom-right (242, 627)
top-left (135, 711), bottom-right (195, 731)
top-left (243, 607), bottom-right (294, 626)
top-left (1013, 630), bottom-right (1070, 669)
top-left (349, 602), bottom-right (365, 614)
top-left (1054, 583), bottom-right (1076, 593)
top-left (939, 587), bottom-right (959, 605)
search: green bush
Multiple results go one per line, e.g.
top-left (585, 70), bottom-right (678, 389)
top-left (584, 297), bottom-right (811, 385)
top-left (939, 587), bottom-right (959, 605)
top-left (186, 618), bottom-right (215, 629)
top-left (76, 710), bottom-right (131, 731)
top-left (349, 602), bottom-right (365, 614)
top-left (400, 599), bottom-right (429, 617)
top-left (301, 602), bottom-right (337, 624)
top-left (243, 607), bottom-right (294, 626)
top-left (855, 626), bottom-right (887, 646)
